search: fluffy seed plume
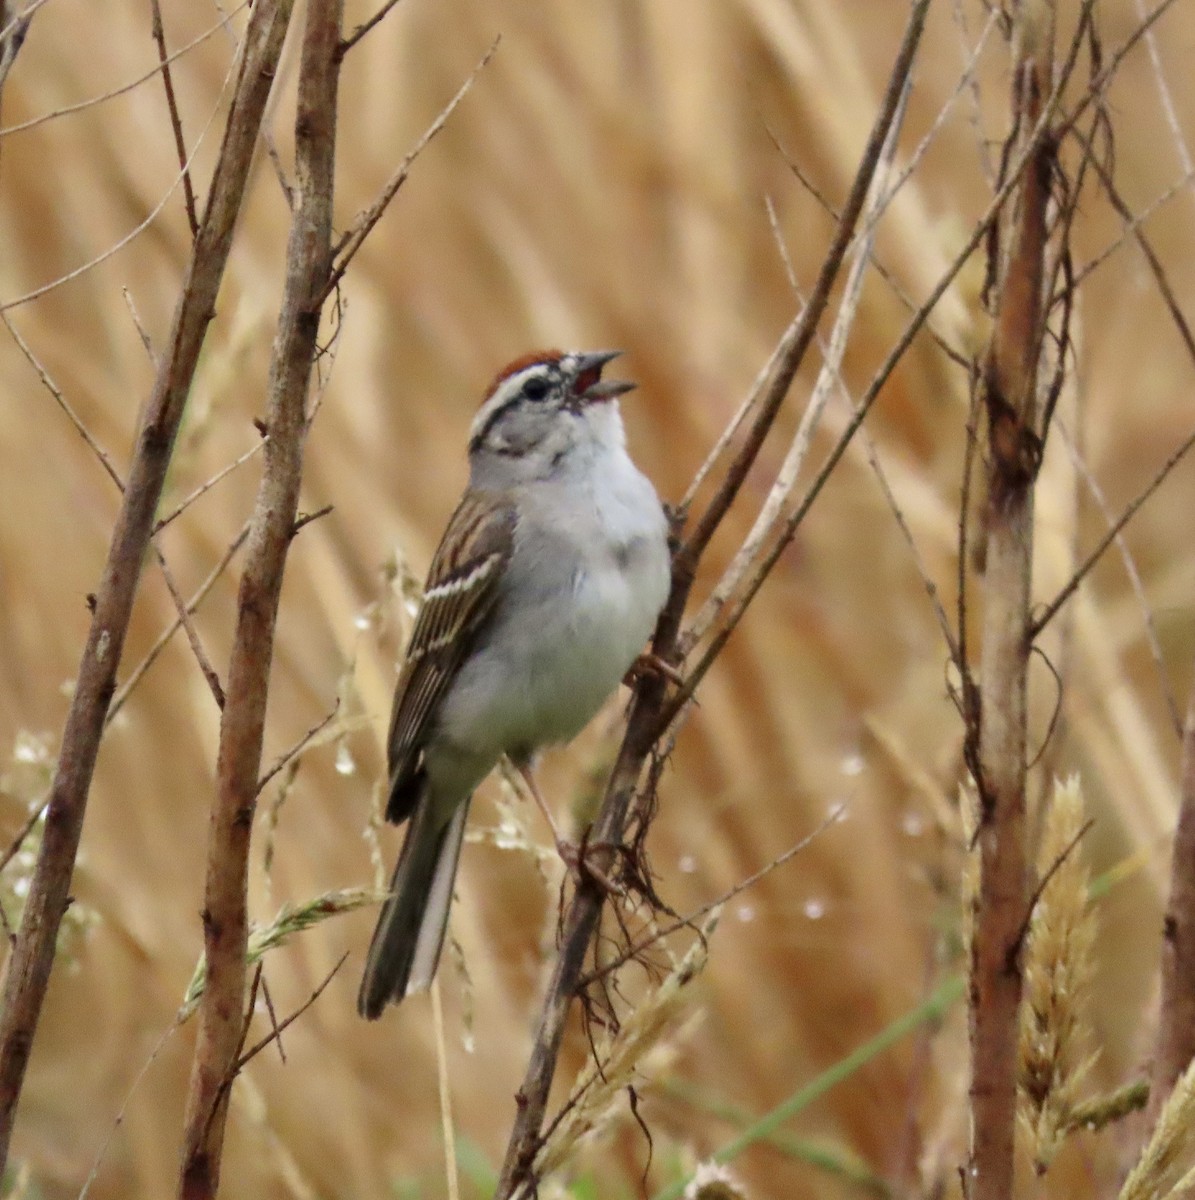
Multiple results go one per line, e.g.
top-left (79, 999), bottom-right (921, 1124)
top-left (1017, 775), bottom-right (1099, 1173)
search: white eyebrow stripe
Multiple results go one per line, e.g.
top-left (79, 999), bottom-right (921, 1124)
top-left (468, 364), bottom-right (554, 446)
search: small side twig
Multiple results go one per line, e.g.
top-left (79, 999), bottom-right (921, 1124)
top-left (150, 0), bottom-right (200, 237)
top-left (319, 37), bottom-right (499, 305)
top-left (338, 0), bottom-right (404, 56)
top-left (108, 523), bottom-right (251, 725)
top-left (0, 803), bottom-right (46, 879)
top-left (255, 702), bottom-right (340, 796)
top-left (579, 806), bottom-right (846, 988)
top-left (231, 953), bottom-right (347, 1073)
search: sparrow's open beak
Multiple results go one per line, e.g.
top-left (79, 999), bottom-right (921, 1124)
top-left (574, 349), bottom-right (637, 403)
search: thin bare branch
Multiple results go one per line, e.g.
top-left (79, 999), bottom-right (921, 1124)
top-left (255, 702), bottom-right (339, 795)
top-left (290, 501), bottom-right (333, 536)
top-left (681, 73), bottom-right (913, 657)
top-left (339, 0), bottom-right (403, 55)
top-left (319, 37), bottom-right (499, 305)
top-left (79, 1020), bottom-right (181, 1200)
top-left (150, 0), bottom-right (200, 238)
top-left (6, 307), bottom-right (231, 712)
top-left (1, 40), bottom-right (240, 311)
top-left (0, 803), bottom-right (45, 879)
top-left (676, 334), bottom-right (783, 514)
top-left (2, 312), bottom-right (125, 488)
top-left (766, 121), bottom-right (972, 374)
top-left (153, 439), bottom-right (266, 534)
top-left (231, 953), bottom-right (347, 1073)
top-left (122, 287), bottom-right (160, 363)
top-left (150, 546), bottom-right (226, 709)
top-left (580, 805), bottom-right (846, 987)
top-left (1073, 164), bottom-right (1195, 291)
top-left (108, 523), bottom-right (251, 724)
top-left (1056, 422), bottom-right (1182, 738)
top-left (0, 4), bottom-right (247, 137)
top-left (1029, 423), bottom-right (1195, 639)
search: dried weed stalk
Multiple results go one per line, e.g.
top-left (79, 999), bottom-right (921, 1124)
top-left (963, 4), bottom-right (1066, 1196)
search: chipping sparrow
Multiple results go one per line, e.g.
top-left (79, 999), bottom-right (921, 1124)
top-left (358, 349), bottom-right (671, 1019)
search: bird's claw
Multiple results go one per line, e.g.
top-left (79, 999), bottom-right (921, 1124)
top-left (623, 651), bottom-right (684, 689)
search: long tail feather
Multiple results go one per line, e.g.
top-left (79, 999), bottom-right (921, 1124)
top-left (357, 793), bottom-right (470, 1019)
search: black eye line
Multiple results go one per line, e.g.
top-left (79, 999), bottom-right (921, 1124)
top-left (469, 367), bottom-right (562, 452)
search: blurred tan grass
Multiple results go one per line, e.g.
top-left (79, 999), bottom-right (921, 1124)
top-left (0, 1), bottom-right (1193, 1197)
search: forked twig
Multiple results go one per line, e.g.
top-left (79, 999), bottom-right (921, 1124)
top-left (108, 523), bottom-right (251, 724)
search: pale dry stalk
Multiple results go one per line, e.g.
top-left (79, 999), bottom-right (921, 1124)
top-left (681, 75), bottom-right (912, 656)
top-left (1151, 670), bottom-right (1195, 1124)
top-left (967, 5), bottom-right (1055, 1198)
top-left (0, 0), bottom-right (293, 1173)
top-left (176, 2), bottom-right (339, 1195)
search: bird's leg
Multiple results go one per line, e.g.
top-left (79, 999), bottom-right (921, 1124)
top-left (623, 651), bottom-right (685, 689)
top-left (515, 760), bottom-right (619, 894)
top-left (515, 759), bottom-right (567, 854)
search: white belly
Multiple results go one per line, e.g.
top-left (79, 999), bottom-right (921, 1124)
top-left (432, 463), bottom-right (670, 769)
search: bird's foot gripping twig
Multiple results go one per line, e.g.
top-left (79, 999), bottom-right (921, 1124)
top-left (515, 761), bottom-right (623, 895)
top-left (623, 651), bottom-right (685, 689)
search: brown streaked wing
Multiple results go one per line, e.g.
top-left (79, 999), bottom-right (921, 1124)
top-left (385, 491), bottom-right (517, 808)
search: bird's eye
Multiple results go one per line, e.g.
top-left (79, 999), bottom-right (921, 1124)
top-left (523, 377), bottom-right (550, 401)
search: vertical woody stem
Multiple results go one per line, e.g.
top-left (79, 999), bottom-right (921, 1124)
top-left (968, 5), bottom-right (1054, 1198)
top-left (176, 2), bottom-right (340, 1196)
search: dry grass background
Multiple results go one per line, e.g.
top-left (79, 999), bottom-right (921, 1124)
top-left (0, 1), bottom-right (1193, 1197)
